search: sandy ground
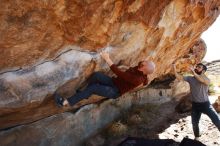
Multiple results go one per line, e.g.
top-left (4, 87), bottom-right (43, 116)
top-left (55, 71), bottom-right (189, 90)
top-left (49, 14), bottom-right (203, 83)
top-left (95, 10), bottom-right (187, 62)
top-left (159, 95), bottom-right (220, 146)
top-left (86, 95), bottom-right (220, 146)
top-left (159, 113), bottom-right (220, 146)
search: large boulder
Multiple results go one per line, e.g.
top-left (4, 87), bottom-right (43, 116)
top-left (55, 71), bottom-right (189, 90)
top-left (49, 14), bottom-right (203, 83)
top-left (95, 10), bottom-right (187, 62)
top-left (0, 83), bottom-right (185, 146)
top-left (0, 0), bottom-right (219, 130)
top-left (213, 96), bottom-right (220, 113)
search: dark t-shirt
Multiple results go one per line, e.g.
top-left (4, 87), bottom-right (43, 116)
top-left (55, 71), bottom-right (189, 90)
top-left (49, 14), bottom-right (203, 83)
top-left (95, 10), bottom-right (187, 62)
top-left (110, 64), bottom-right (148, 95)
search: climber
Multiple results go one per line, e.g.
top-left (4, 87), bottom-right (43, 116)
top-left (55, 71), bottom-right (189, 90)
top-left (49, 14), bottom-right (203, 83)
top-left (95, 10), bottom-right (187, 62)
top-left (54, 51), bottom-right (155, 107)
top-left (172, 63), bottom-right (220, 140)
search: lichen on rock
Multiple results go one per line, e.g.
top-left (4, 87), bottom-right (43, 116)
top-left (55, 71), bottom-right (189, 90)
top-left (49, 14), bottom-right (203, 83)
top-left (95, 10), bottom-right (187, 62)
top-left (0, 0), bottom-right (219, 143)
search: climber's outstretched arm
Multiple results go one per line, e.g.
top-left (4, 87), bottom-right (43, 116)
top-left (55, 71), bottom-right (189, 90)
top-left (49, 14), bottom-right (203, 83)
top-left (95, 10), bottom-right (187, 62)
top-left (100, 51), bottom-right (114, 66)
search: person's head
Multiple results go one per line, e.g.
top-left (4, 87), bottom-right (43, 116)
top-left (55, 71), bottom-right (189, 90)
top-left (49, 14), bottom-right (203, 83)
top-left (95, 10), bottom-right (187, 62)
top-left (138, 60), bottom-right (155, 75)
top-left (194, 63), bottom-right (207, 75)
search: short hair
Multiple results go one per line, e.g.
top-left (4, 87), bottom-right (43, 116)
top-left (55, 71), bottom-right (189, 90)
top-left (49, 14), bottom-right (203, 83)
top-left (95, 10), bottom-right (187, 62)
top-left (197, 63), bottom-right (207, 72)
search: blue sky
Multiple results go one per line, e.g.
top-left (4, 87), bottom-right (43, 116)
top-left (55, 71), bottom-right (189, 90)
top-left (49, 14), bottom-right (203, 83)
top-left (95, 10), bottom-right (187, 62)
top-left (201, 16), bottom-right (220, 62)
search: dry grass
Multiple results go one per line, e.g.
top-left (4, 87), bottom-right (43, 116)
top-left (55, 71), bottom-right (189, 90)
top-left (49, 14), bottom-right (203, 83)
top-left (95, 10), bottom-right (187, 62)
top-left (104, 103), bottom-right (160, 138)
top-left (107, 121), bottom-right (128, 137)
top-left (127, 114), bottom-right (142, 125)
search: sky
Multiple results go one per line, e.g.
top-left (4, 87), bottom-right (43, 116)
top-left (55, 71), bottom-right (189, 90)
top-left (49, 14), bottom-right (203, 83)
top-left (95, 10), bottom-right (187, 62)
top-left (201, 16), bottom-right (220, 62)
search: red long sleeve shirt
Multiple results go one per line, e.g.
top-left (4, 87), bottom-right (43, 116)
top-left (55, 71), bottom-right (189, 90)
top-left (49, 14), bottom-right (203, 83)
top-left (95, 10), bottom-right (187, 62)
top-left (110, 64), bottom-right (148, 95)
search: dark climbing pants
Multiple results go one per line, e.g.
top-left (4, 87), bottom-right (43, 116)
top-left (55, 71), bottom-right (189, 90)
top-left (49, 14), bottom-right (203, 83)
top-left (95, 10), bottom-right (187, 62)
top-left (191, 101), bottom-right (220, 137)
top-left (67, 72), bottom-right (120, 106)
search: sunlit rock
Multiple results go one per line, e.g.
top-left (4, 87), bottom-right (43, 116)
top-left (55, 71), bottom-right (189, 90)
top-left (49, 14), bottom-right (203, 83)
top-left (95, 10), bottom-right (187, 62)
top-left (0, 0), bottom-right (219, 140)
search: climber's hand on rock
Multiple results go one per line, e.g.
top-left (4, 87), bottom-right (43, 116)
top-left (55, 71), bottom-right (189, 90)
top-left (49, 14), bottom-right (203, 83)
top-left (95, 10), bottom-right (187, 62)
top-left (100, 51), bottom-right (110, 61)
top-left (100, 51), bottom-right (114, 66)
top-left (189, 66), bottom-right (195, 74)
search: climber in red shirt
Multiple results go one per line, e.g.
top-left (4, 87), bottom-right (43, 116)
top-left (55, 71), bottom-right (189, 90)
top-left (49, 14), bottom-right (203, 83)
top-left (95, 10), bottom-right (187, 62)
top-left (54, 51), bottom-right (155, 107)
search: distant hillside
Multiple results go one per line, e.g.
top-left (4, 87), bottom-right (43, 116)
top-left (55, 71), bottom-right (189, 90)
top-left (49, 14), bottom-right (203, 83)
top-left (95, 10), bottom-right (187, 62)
top-left (205, 60), bottom-right (220, 75)
top-left (205, 60), bottom-right (220, 87)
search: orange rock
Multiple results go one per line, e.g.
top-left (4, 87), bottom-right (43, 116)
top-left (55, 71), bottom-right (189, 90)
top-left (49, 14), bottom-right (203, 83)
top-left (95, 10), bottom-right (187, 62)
top-left (0, 0), bottom-right (219, 130)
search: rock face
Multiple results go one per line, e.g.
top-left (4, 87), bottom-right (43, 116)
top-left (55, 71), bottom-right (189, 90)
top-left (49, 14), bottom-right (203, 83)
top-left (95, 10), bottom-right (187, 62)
top-left (0, 83), bottom-right (187, 146)
top-left (0, 0), bottom-right (219, 132)
top-left (213, 96), bottom-right (220, 113)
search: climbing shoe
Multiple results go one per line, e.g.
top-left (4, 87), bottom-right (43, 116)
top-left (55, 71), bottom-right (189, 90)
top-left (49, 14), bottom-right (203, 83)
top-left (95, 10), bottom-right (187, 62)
top-left (54, 93), bottom-right (64, 107)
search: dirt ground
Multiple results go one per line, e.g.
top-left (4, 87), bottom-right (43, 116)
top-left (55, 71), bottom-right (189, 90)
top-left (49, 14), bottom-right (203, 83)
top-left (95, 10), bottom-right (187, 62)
top-left (86, 96), bottom-right (220, 146)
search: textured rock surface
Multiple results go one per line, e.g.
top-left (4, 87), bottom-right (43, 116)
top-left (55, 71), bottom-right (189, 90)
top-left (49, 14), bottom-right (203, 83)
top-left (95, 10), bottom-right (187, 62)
top-left (213, 96), bottom-right (220, 113)
top-left (86, 100), bottom-right (181, 146)
top-left (0, 0), bottom-right (220, 130)
top-left (0, 101), bottom-right (127, 146)
top-left (0, 85), bottom-right (184, 146)
top-left (86, 96), bottom-right (220, 146)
